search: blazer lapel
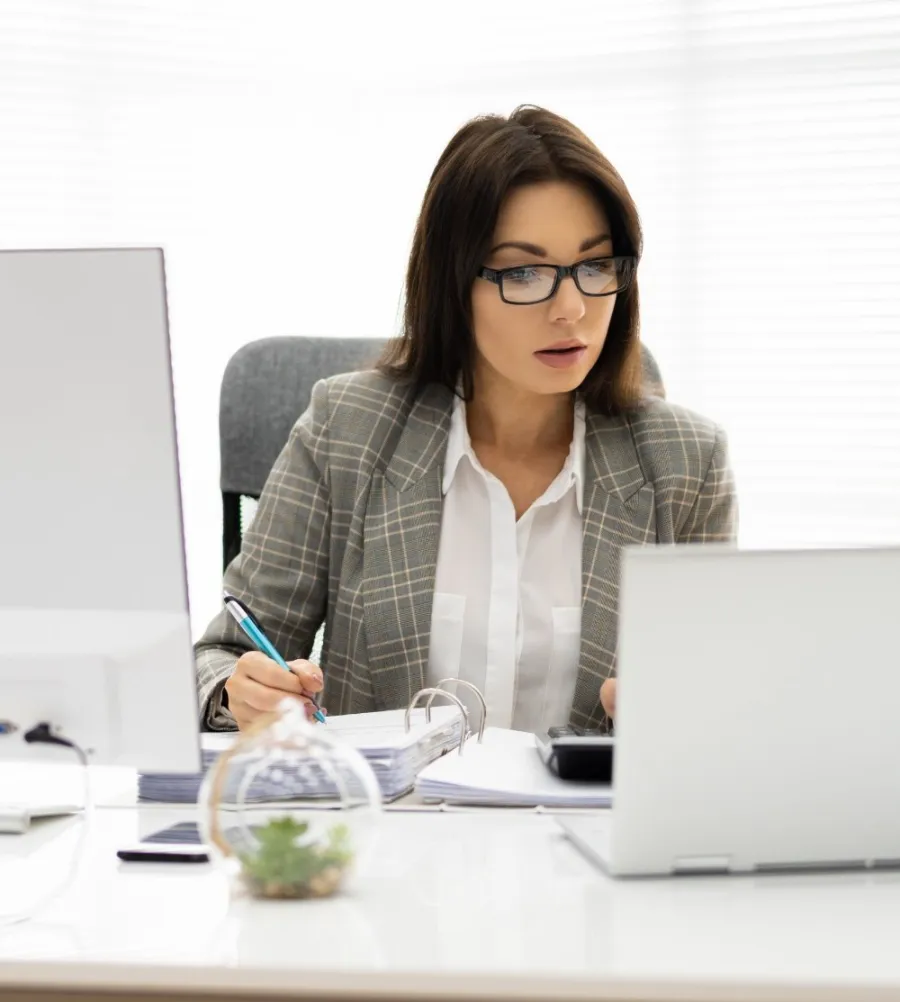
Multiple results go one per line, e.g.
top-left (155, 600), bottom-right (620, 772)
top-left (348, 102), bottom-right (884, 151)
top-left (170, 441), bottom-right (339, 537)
top-left (363, 384), bottom-right (453, 711)
top-left (571, 411), bottom-right (657, 727)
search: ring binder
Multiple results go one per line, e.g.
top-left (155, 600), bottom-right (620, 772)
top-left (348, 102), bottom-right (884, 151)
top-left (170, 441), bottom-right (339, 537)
top-left (139, 708), bottom-right (465, 803)
top-left (426, 679), bottom-right (487, 747)
top-left (404, 688), bottom-right (469, 755)
top-left (412, 682), bottom-right (613, 807)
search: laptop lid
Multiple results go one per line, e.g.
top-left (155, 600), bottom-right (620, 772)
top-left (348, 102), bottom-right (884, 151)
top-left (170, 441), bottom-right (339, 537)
top-left (608, 545), bottom-right (900, 876)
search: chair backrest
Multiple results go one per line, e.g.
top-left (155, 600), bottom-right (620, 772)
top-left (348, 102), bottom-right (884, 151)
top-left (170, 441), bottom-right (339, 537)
top-left (220, 336), bottom-right (386, 568)
top-left (641, 344), bottom-right (664, 399)
top-left (219, 336), bottom-right (665, 569)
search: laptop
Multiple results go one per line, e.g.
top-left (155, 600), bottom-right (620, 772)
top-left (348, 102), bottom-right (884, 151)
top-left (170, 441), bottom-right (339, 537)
top-left (559, 545), bottom-right (900, 876)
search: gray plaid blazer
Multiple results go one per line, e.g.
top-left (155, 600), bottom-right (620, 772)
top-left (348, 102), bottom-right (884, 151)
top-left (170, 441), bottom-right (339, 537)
top-left (196, 370), bottom-right (737, 730)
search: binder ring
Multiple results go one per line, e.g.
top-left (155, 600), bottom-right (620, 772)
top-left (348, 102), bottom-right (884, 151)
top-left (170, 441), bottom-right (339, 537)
top-left (405, 688), bottom-right (469, 756)
top-left (427, 679), bottom-right (487, 744)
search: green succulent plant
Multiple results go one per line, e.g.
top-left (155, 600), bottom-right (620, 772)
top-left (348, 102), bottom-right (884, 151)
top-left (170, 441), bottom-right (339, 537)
top-left (237, 816), bottom-right (353, 899)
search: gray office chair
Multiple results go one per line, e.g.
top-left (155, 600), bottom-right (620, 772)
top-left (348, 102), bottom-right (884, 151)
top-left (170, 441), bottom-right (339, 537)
top-left (219, 336), bottom-right (665, 570)
top-left (220, 336), bottom-right (384, 570)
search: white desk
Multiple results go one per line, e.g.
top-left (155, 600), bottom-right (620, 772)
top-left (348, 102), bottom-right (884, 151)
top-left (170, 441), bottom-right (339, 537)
top-left (3, 804), bottom-right (900, 1002)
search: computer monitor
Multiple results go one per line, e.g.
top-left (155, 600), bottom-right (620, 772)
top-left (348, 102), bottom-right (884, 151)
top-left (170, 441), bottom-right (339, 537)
top-left (0, 249), bottom-right (200, 772)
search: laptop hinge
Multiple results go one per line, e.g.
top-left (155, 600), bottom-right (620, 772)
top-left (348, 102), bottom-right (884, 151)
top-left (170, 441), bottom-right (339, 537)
top-left (673, 854), bottom-right (731, 875)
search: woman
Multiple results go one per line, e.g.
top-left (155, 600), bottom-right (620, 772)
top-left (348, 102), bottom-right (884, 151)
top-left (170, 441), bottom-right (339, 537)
top-left (195, 105), bottom-right (737, 733)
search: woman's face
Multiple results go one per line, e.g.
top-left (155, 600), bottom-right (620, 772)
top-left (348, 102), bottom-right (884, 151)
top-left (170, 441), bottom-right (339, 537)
top-left (470, 180), bottom-right (617, 398)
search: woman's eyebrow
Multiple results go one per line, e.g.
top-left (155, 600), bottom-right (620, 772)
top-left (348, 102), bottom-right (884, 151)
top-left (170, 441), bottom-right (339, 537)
top-left (489, 233), bottom-right (612, 256)
top-left (578, 233), bottom-right (613, 252)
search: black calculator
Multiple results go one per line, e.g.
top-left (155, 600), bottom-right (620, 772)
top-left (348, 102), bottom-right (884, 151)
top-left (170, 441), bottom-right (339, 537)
top-left (535, 725), bottom-right (614, 782)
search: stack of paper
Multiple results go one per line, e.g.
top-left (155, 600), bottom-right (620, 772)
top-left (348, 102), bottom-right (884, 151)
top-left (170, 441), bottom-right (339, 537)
top-left (138, 707), bottom-right (463, 804)
top-left (415, 728), bottom-right (613, 808)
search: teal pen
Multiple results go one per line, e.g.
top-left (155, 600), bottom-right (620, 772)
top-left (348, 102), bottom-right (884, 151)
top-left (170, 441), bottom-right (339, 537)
top-left (224, 593), bottom-right (327, 724)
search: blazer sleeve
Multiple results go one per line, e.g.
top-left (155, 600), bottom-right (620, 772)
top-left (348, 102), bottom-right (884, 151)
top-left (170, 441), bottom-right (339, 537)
top-left (194, 379), bottom-right (332, 730)
top-left (676, 425), bottom-right (738, 543)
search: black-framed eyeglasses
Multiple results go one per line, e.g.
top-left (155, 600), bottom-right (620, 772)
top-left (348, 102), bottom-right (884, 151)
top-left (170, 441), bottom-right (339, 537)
top-left (478, 255), bottom-right (637, 305)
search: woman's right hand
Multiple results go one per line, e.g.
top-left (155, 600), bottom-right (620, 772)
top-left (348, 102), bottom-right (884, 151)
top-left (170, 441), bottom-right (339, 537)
top-left (224, 652), bottom-right (324, 731)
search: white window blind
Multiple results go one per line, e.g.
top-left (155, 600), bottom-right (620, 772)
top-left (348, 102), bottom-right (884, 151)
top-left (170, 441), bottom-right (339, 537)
top-left (669, 1), bottom-right (900, 548)
top-left (1, 0), bottom-right (898, 628)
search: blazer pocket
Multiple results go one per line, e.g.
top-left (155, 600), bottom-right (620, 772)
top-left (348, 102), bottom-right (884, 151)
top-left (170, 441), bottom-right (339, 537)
top-left (427, 592), bottom-right (467, 680)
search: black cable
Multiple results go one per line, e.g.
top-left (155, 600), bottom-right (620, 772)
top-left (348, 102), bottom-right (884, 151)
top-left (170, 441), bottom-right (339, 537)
top-left (23, 722), bottom-right (89, 767)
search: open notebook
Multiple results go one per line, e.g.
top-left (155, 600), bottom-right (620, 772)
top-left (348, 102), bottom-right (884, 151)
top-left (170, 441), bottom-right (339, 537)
top-left (138, 707), bottom-right (463, 804)
top-left (415, 728), bottom-right (613, 808)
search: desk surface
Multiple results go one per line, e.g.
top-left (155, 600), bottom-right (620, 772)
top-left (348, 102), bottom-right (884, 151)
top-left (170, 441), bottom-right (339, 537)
top-left (3, 801), bottom-right (900, 1002)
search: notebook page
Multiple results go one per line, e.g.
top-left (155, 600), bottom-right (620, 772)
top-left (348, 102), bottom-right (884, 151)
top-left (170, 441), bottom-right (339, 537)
top-left (200, 705), bottom-right (461, 756)
top-left (416, 727), bottom-right (612, 807)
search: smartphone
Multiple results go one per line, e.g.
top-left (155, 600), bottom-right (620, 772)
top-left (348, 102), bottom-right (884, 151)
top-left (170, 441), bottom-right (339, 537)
top-left (116, 821), bottom-right (209, 863)
top-left (535, 728), bottom-right (615, 782)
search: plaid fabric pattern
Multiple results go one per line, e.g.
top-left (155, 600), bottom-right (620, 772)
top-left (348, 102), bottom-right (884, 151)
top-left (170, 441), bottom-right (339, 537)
top-left (196, 371), bottom-right (737, 730)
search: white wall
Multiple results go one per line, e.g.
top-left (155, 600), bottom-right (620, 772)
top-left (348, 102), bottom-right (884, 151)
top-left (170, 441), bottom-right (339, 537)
top-left (3, 0), bottom-right (899, 635)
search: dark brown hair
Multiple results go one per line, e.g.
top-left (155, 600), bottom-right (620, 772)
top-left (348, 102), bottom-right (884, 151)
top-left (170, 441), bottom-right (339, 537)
top-left (377, 105), bottom-right (645, 415)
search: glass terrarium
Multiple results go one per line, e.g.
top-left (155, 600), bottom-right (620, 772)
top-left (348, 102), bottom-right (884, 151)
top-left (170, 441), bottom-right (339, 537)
top-left (198, 699), bottom-right (382, 900)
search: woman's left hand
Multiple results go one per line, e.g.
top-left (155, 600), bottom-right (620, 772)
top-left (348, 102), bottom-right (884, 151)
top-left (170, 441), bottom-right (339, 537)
top-left (599, 678), bottom-right (617, 720)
